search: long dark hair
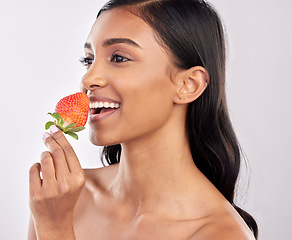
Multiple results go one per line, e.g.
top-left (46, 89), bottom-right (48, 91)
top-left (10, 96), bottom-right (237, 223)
top-left (97, 0), bottom-right (258, 238)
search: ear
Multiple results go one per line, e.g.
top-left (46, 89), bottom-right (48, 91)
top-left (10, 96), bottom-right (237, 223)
top-left (173, 66), bottom-right (209, 104)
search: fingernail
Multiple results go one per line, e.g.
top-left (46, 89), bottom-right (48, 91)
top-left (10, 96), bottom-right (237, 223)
top-left (42, 132), bottom-right (50, 141)
top-left (49, 125), bottom-right (59, 134)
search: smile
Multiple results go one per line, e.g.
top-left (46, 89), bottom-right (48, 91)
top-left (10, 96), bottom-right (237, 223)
top-left (89, 101), bottom-right (121, 121)
top-left (90, 101), bottom-right (120, 109)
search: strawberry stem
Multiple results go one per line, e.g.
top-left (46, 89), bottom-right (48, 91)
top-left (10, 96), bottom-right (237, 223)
top-left (46, 112), bottom-right (84, 140)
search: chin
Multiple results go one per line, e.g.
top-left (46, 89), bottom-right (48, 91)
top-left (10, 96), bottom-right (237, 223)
top-left (88, 130), bottom-right (120, 147)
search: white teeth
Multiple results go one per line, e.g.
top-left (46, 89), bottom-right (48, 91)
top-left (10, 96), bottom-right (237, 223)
top-left (90, 102), bottom-right (98, 108)
top-left (90, 101), bottom-right (120, 109)
top-left (98, 102), bottom-right (104, 108)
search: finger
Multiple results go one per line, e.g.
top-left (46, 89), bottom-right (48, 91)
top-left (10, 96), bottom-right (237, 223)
top-left (49, 125), bottom-right (83, 174)
top-left (43, 131), bottom-right (70, 178)
top-left (40, 151), bottom-right (56, 182)
top-left (29, 162), bottom-right (42, 195)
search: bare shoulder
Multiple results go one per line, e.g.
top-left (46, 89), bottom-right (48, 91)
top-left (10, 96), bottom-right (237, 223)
top-left (84, 163), bottom-right (119, 188)
top-left (82, 163), bottom-right (119, 196)
top-left (190, 211), bottom-right (255, 240)
top-left (73, 164), bottom-right (118, 217)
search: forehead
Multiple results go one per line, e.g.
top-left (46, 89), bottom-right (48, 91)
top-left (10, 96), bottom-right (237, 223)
top-left (86, 7), bottom-right (157, 49)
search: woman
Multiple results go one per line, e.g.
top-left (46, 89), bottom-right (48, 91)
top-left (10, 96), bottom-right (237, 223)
top-left (28, 0), bottom-right (258, 239)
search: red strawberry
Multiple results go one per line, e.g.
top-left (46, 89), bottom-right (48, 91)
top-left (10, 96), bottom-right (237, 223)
top-left (45, 92), bottom-right (89, 140)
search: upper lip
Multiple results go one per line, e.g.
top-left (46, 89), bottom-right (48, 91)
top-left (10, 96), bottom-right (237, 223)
top-left (88, 95), bottom-right (121, 104)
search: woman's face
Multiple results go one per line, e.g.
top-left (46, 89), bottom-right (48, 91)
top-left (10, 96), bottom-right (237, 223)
top-left (81, 7), bottom-right (180, 146)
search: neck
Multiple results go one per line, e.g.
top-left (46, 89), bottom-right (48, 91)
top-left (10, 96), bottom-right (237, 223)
top-left (110, 117), bottom-right (202, 216)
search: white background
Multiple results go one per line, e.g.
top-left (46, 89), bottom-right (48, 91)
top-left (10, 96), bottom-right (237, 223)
top-left (0, 0), bottom-right (291, 239)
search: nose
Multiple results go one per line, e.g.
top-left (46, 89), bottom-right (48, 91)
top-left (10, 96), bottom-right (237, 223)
top-left (80, 64), bottom-right (108, 94)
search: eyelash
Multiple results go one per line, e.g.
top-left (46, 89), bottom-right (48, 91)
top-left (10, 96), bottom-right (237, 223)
top-left (111, 54), bottom-right (130, 63)
top-left (79, 57), bottom-right (93, 67)
top-left (79, 54), bottom-right (130, 68)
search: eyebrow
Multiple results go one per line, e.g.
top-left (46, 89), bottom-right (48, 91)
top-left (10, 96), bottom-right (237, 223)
top-left (84, 38), bottom-right (142, 50)
top-left (103, 38), bottom-right (142, 48)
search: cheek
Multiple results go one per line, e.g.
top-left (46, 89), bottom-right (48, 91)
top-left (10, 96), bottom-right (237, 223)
top-left (114, 60), bottom-right (174, 101)
top-left (117, 75), bottom-right (175, 135)
top-left (88, 86), bottom-right (174, 146)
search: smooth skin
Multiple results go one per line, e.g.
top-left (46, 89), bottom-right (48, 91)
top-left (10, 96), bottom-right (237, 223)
top-left (28, 7), bottom-right (255, 240)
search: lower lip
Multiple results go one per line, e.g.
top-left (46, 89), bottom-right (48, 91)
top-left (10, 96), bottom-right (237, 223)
top-left (89, 108), bottom-right (120, 122)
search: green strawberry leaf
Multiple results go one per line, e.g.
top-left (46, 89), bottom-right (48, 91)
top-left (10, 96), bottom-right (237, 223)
top-left (48, 112), bottom-right (64, 126)
top-left (66, 132), bottom-right (79, 140)
top-left (45, 121), bottom-right (55, 130)
top-left (58, 116), bottom-right (64, 126)
top-left (48, 112), bottom-right (58, 120)
top-left (63, 122), bottom-right (77, 132)
top-left (66, 126), bottom-right (85, 133)
top-left (55, 125), bottom-right (64, 131)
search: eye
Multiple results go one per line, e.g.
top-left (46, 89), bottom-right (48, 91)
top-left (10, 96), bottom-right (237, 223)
top-left (79, 57), bottom-right (94, 68)
top-left (111, 54), bottom-right (130, 63)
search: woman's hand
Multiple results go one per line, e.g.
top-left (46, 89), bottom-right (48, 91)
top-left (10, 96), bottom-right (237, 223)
top-left (29, 125), bottom-right (85, 240)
